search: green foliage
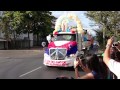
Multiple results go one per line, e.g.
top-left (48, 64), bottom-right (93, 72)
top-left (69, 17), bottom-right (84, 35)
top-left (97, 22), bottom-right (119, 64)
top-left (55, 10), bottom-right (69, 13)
top-left (94, 29), bottom-right (103, 47)
top-left (85, 11), bottom-right (120, 48)
top-left (0, 11), bottom-right (12, 40)
top-left (0, 11), bottom-right (56, 39)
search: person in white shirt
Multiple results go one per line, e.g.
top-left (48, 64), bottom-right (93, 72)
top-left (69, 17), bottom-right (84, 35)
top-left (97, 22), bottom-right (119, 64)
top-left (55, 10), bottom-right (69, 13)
top-left (46, 34), bottom-right (52, 43)
top-left (103, 36), bottom-right (120, 79)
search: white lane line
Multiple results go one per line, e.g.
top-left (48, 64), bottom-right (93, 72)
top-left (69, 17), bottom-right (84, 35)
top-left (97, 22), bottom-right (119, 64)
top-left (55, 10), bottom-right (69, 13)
top-left (19, 66), bottom-right (42, 77)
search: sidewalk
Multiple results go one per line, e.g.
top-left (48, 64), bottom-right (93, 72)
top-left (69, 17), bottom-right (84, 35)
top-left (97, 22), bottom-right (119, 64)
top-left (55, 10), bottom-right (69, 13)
top-left (0, 46), bottom-right (45, 58)
top-left (29, 46), bottom-right (44, 50)
top-left (0, 46), bottom-right (44, 51)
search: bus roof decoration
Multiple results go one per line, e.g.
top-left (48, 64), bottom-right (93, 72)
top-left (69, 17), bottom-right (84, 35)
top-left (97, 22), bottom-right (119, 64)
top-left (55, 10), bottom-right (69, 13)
top-left (43, 12), bottom-right (87, 67)
top-left (53, 13), bottom-right (84, 35)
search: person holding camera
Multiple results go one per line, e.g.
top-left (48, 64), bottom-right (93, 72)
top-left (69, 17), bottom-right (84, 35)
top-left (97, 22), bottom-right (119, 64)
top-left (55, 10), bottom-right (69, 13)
top-left (103, 36), bottom-right (120, 79)
top-left (74, 54), bottom-right (108, 79)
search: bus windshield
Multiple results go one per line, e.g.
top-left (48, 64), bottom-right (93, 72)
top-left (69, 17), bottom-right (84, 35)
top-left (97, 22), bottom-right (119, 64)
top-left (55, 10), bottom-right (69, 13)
top-left (54, 34), bottom-right (76, 41)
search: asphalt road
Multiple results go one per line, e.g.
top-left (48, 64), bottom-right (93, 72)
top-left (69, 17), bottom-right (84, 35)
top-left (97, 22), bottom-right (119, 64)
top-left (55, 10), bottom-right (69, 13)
top-left (0, 49), bottom-right (85, 79)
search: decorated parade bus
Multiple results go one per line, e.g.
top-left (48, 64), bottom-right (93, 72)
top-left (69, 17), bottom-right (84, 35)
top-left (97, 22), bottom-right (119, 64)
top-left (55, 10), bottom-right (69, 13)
top-left (43, 13), bottom-right (93, 67)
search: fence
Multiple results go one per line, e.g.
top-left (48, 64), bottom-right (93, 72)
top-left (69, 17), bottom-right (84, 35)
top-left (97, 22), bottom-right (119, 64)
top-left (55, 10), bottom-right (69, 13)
top-left (0, 41), bottom-right (5, 50)
top-left (33, 39), bottom-right (48, 47)
top-left (0, 39), bottom-right (48, 50)
top-left (8, 40), bottom-right (33, 49)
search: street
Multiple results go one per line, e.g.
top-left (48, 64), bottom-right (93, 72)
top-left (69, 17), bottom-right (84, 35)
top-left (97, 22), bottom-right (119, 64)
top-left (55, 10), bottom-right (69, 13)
top-left (0, 49), bottom-right (85, 79)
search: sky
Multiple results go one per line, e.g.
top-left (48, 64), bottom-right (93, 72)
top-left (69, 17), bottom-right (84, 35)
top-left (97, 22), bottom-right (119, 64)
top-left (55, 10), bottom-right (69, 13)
top-left (51, 11), bottom-right (98, 36)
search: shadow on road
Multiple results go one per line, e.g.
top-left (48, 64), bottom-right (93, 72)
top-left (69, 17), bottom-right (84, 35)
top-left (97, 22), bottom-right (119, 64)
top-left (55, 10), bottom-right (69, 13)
top-left (58, 67), bottom-right (83, 71)
top-left (46, 66), bottom-right (83, 71)
top-left (57, 67), bottom-right (74, 71)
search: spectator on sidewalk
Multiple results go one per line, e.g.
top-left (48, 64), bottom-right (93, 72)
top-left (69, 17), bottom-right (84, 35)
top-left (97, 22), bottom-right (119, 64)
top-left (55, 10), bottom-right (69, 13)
top-left (46, 34), bottom-right (52, 43)
top-left (41, 41), bottom-right (46, 50)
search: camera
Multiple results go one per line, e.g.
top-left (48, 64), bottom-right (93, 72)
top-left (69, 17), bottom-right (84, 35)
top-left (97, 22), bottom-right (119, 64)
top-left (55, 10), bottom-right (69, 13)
top-left (76, 54), bottom-right (84, 60)
top-left (113, 44), bottom-right (118, 46)
top-left (112, 41), bottom-right (119, 47)
top-left (76, 54), bottom-right (86, 66)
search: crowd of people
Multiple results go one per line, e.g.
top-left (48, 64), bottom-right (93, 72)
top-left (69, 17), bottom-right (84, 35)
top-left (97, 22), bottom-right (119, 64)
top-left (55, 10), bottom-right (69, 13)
top-left (56, 36), bottom-right (120, 79)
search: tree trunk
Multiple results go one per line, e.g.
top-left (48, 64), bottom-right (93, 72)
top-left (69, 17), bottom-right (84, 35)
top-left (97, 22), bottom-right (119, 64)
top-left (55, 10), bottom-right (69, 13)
top-left (37, 33), bottom-right (39, 46)
top-left (4, 41), bottom-right (6, 50)
top-left (13, 31), bottom-right (16, 49)
top-left (6, 40), bottom-right (8, 50)
top-left (28, 30), bottom-right (30, 49)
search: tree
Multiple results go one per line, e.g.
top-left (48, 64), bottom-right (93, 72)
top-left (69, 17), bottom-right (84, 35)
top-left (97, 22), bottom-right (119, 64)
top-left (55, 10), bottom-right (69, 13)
top-left (0, 11), bottom-right (25, 49)
top-left (93, 29), bottom-right (103, 48)
top-left (21, 11), bottom-right (56, 46)
top-left (85, 11), bottom-right (120, 48)
top-left (0, 11), bottom-right (56, 49)
top-left (0, 11), bottom-right (12, 49)
top-left (30, 11), bottom-right (56, 46)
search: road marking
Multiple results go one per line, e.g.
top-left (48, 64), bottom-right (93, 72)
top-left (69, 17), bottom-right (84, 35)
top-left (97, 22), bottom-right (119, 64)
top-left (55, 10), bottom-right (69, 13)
top-left (19, 66), bottom-right (42, 77)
